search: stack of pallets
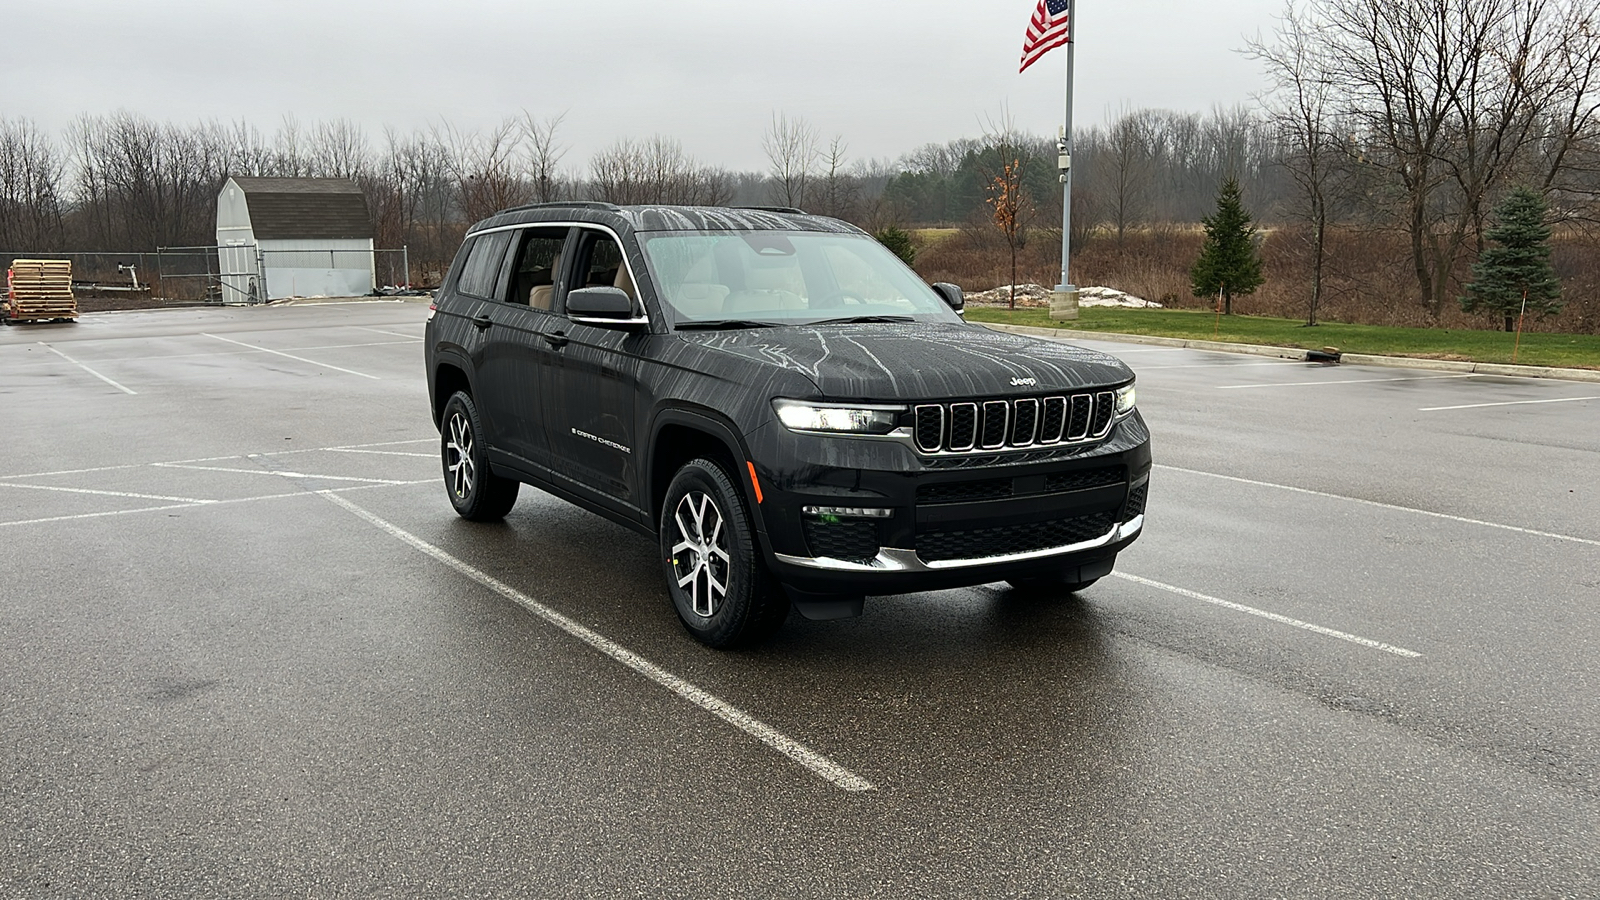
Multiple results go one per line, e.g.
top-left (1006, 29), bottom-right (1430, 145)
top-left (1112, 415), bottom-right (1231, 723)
top-left (7, 259), bottom-right (77, 323)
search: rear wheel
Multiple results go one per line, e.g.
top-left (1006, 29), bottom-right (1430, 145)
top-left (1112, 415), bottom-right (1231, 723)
top-left (440, 391), bottom-right (519, 521)
top-left (660, 458), bottom-right (788, 648)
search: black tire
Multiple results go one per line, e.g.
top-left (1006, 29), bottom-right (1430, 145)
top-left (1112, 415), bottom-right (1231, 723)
top-left (440, 391), bottom-right (519, 521)
top-left (1005, 575), bottom-right (1100, 595)
top-left (660, 458), bottom-right (789, 648)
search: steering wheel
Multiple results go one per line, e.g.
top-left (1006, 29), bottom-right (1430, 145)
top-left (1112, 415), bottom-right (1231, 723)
top-left (816, 290), bottom-right (867, 307)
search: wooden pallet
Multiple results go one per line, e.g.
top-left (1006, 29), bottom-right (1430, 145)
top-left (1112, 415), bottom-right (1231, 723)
top-left (7, 259), bottom-right (77, 322)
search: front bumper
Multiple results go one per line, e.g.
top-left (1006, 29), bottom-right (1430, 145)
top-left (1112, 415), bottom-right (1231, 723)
top-left (749, 412), bottom-right (1151, 594)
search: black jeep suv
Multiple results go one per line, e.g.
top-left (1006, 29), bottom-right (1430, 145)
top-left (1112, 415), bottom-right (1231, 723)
top-left (425, 203), bottom-right (1150, 647)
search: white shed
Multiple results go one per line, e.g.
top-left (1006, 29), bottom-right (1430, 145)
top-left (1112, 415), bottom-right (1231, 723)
top-left (216, 177), bottom-right (376, 302)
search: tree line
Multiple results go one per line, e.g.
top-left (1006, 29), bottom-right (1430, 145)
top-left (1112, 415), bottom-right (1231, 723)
top-left (2, 0), bottom-right (1597, 324)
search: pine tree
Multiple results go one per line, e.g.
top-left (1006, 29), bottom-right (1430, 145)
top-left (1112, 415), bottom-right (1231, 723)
top-left (874, 225), bottom-right (916, 266)
top-left (1190, 177), bottom-right (1264, 315)
top-left (1461, 188), bottom-right (1561, 332)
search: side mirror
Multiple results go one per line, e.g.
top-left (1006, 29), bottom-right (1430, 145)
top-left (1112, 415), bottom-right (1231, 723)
top-left (566, 286), bottom-right (644, 326)
top-left (932, 282), bottom-right (964, 314)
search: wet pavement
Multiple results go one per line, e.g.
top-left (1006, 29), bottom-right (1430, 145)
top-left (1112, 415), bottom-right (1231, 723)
top-left (2, 304), bottom-right (1596, 898)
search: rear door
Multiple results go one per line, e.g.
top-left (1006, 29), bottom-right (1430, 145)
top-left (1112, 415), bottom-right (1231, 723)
top-left (478, 226), bottom-right (571, 472)
top-left (540, 227), bottom-right (648, 514)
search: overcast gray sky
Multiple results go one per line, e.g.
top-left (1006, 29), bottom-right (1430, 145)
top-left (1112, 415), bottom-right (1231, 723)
top-left (5, 0), bottom-right (1283, 170)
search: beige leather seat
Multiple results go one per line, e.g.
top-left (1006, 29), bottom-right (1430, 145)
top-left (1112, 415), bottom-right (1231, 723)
top-left (529, 252), bottom-right (560, 310)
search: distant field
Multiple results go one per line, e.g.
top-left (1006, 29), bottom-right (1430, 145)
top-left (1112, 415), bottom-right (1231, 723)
top-left (964, 307), bottom-right (1600, 370)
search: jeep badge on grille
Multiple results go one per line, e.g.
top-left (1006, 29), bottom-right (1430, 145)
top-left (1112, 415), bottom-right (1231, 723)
top-left (1011, 377), bottom-right (1038, 387)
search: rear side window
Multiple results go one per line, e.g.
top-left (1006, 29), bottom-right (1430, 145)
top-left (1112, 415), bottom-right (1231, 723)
top-left (455, 232), bottom-right (512, 299)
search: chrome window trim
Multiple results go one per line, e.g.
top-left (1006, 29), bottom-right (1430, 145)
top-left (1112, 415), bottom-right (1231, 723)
top-left (463, 220), bottom-right (648, 321)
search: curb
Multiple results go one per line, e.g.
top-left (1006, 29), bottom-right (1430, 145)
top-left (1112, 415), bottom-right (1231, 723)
top-left (980, 322), bottom-right (1600, 385)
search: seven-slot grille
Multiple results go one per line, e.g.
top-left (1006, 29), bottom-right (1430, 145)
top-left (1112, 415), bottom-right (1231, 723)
top-left (914, 391), bottom-right (1117, 454)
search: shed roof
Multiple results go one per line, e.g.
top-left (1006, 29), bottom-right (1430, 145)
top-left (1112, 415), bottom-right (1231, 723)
top-left (228, 177), bottom-right (374, 240)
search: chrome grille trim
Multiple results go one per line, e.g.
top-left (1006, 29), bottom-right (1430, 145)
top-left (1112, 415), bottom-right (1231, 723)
top-left (913, 404), bottom-right (944, 453)
top-left (980, 401), bottom-right (1009, 449)
top-left (948, 402), bottom-right (979, 451)
top-left (911, 391), bottom-right (1121, 456)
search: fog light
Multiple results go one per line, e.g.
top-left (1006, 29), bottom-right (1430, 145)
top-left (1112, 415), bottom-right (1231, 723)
top-left (802, 505), bottom-right (893, 519)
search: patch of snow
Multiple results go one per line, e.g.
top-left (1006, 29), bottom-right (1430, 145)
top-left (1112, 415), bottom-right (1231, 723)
top-left (964, 283), bottom-right (1162, 309)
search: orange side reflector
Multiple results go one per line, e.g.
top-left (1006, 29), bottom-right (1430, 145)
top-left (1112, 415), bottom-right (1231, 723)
top-left (746, 461), bottom-right (765, 504)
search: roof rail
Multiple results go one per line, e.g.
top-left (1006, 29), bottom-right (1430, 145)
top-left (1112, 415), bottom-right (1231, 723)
top-left (737, 205), bottom-right (808, 215)
top-left (500, 200), bottom-right (622, 214)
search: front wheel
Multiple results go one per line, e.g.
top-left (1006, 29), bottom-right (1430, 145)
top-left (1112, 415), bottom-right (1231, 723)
top-left (660, 458), bottom-right (789, 648)
top-left (440, 391), bottom-right (519, 521)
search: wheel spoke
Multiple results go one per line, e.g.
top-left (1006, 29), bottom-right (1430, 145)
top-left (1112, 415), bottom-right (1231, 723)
top-left (677, 560), bottom-right (701, 589)
top-left (670, 539), bottom-right (695, 556)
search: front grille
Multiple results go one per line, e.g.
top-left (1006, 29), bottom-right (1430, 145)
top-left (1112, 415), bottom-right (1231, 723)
top-left (914, 390), bottom-right (1119, 454)
top-left (1044, 466), bottom-right (1125, 493)
top-left (917, 466), bottom-right (1126, 505)
top-left (803, 518), bottom-right (880, 562)
top-left (915, 511), bottom-right (1119, 562)
top-left (917, 479), bottom-right (1013, 504)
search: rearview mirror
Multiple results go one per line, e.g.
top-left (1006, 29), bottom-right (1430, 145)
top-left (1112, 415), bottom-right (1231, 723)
top-left (932, 282), bottom-right (964, 314)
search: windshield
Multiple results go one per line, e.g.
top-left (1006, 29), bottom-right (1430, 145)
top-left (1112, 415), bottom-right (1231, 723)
top-left (637, 230), bottom-right (961, 327)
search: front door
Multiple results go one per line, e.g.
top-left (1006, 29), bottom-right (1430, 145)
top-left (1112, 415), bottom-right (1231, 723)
top-left (541, 228), bottom-right (646, 515)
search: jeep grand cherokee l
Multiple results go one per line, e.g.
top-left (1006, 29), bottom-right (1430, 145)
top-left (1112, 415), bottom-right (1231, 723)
top-left (425, 203), bottom-right (1150, 648)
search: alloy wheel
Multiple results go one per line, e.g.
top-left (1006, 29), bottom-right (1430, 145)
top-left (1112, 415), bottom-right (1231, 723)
top-left (670, 491), bottom-right (731, 617)
top-left (445, 411), bottom-right (476, 499)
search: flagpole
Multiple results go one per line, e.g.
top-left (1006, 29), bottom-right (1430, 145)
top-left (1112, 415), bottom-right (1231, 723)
top-left (1057, 0), bottom-right (1076, 293)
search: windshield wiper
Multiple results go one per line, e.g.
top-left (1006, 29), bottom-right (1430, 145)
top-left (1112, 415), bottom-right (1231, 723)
top-left (806, 315), bottom-right (916, 326)
top-left (673, 319), bottom-right (781, 331)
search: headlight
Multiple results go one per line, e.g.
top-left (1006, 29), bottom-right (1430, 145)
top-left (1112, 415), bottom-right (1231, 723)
top-left (1115, 383), bottom-right (1136, 419)
top-left (772, 399), bottom-right (904, 435)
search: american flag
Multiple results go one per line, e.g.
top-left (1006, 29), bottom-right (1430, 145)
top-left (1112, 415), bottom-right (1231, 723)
top-left (1019, 0), bottom-right (1071, 73)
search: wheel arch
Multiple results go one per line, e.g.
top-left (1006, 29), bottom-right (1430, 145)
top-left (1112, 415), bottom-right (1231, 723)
top-left (431, 357), bottom-right (474, 429)
top-left (648, 407), bottom-right (768, 544)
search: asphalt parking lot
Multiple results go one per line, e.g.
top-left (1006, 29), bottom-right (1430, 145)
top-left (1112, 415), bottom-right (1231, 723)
top-left (2, 302), bottom-right (1596, 898)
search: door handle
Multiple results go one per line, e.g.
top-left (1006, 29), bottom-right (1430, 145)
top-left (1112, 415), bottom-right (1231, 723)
top-left (472, 313), bottom-right (493, 330)
top-left (543, 331), bottom-right (569, 348)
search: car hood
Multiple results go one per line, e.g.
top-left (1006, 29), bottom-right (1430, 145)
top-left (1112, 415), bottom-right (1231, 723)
top-left (678, 322), bottom-right (1133, 401)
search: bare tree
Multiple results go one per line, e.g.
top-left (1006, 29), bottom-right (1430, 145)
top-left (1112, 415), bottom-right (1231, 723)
top-left (520, 111), bottom-right (568, 203)
top-left (762, 113), bottom-right (820, 208)
top-left (589, 136), bottom-right (731, 206)
top-left (1252, 4), bottom-right (1344, 325)
top-left (813, 135), bottom-right (857, 220)
top-left (435, 118), bottom-right (531, 224)
top-left (0, 118), bottom-right (64, 251)
top-left (1305, 0), bottom-right (1600, 318)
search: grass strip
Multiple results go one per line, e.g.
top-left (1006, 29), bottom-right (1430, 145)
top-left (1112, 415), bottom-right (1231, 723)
top-left (964, 307), bottom-right (1600, 370)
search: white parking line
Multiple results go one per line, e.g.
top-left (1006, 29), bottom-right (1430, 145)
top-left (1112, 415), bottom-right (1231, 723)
top-left (39, 343), bottom-right (137, 394)
top-left (356, 326), bottom-right (424, 340)
top-left (0, 482), bottom-right (215, 504)
top-left (1112, 572), bottom-right (1422, 658)
top-left (1158, 464), bottom-right (1600, 548)
top-left (321, 492), bottom-right (877, 794)
top-left (1419, 395), bottom-right (1600, 412)
top-left (152, 462), bottom-right (415, 485)
top-left (325, 448), bottom-right (436, 459)
top-left (201, 333), bottom-right (380, 379)
top-left (0, 481), bottom-right (432, 530)
top-left (1217, 374), bottom-right (1478, 389)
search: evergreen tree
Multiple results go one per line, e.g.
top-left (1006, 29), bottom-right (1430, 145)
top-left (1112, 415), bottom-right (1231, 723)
top-left (1461, 187), bottom-right (1561, 332)
top-left (1190, 177), bottom-right (1264, 315)
top-left (874, 224), bottom-right (916, 266)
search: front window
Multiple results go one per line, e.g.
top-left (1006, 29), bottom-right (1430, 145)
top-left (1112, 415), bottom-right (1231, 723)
top-left (637, 230), bottom-right (960, 327)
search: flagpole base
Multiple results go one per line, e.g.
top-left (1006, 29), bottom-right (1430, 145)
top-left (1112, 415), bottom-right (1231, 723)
top-left (1050, 285), bottom-right (1080, 321)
